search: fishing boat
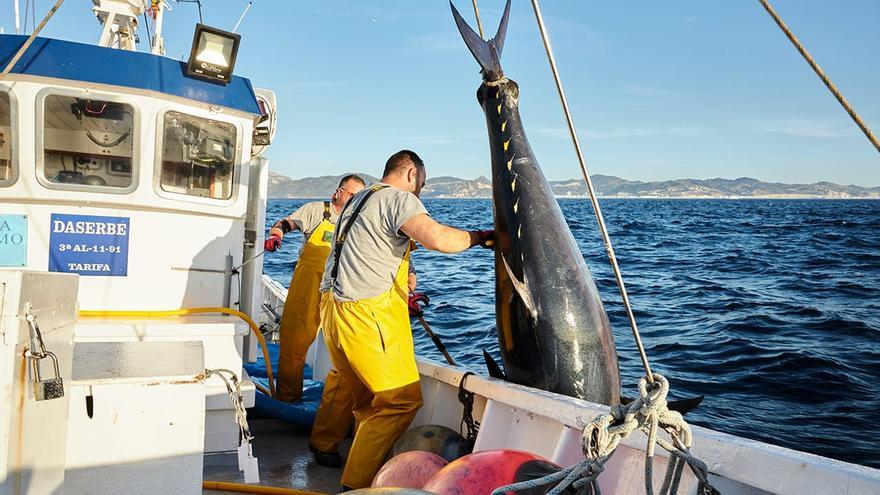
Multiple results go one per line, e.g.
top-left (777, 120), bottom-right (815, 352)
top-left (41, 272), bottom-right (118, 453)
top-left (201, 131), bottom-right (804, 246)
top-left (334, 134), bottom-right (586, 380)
top-left (0, 1), bottom-right (878, 494)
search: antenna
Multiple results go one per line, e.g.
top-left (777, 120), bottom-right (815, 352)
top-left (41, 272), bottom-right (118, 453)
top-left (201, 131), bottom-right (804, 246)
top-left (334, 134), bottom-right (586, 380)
top-left (13, 0), bottom-right (21, 34)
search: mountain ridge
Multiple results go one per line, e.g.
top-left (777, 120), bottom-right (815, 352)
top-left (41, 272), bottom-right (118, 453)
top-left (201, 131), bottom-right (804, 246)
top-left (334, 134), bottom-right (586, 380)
top-left (268, 171), bottom-right (880, 199)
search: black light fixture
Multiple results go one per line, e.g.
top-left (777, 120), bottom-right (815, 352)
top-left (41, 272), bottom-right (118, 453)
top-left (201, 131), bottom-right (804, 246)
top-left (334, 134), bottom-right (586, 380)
top-left (185, 24), bottom-right (241, 85)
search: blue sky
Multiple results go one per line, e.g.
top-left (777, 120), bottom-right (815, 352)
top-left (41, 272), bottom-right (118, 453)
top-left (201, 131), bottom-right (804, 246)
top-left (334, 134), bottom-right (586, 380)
top-left (15, 0), bottom-right (880, 185)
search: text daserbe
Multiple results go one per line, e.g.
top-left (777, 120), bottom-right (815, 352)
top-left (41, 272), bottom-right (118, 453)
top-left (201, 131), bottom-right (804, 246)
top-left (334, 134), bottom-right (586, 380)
top-left (52, 220), bottom-right (128, 236)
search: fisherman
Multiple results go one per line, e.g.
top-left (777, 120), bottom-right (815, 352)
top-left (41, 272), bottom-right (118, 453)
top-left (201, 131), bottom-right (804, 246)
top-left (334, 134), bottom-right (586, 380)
top-left (264, 174), bottom-right (366, 403)
top-left (309, 150), bottom-right (494, 489)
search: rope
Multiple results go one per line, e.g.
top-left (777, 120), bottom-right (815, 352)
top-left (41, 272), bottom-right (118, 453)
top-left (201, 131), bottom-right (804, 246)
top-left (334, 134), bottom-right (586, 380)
top-left (758, 0), bottom-right (880, 155)
top-left (457, 372), bottom-right (480, 453)
top-left (0, 0), bottom-right (65, 84)
top-left (528, 0), bottom-right (654, 383)
top-left (203, 368), bottom-right (253, 451)
top-left (471, 0), bottom-right (486, 39)
top-left (490, 374), bottom-right (719, 495)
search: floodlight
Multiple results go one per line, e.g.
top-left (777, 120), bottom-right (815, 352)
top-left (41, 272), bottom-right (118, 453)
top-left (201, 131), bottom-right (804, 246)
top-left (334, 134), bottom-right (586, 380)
top-left (186, 24), bottom-right (241, 85)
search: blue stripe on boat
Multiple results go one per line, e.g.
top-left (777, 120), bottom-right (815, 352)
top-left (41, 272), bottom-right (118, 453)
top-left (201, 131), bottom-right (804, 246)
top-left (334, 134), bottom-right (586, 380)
top-left (0, 34), bottom-right (261, 115)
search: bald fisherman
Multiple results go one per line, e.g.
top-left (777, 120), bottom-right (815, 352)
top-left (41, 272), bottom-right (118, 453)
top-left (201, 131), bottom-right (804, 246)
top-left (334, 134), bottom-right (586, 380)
top-left (309, 150), bottom-right (494, 489)
top-left (265, 174), bottom-right (366, 403)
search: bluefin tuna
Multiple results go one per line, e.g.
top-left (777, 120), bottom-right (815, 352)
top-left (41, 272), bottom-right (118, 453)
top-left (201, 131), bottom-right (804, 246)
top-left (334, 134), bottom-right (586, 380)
top-left (451, 0), bottom-right (621, 405)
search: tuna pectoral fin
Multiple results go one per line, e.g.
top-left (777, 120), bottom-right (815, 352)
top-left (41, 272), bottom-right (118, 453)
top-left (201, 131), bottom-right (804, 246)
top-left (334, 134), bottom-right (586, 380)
top-left (500, 253), bottom-right (538, 319)
top-left (620, 395), bottom-right (705, 415)
top-left (483, 349), bottom-right (506, 380)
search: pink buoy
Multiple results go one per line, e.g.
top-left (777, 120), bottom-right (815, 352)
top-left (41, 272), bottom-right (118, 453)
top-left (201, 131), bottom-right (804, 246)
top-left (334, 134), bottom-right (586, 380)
top-left (422, 449), bottom-right (560, 495)
top-left (372, 451), bottom-right (449, 489)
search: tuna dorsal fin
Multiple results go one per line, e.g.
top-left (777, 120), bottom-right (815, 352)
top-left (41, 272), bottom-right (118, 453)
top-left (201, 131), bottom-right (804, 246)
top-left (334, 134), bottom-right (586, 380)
top-left (483, 349), bottom-right (507, 380)
top-left (450, 0), bottom-right (511, 82)
top-left (500, 252), bottom-right (538, 319)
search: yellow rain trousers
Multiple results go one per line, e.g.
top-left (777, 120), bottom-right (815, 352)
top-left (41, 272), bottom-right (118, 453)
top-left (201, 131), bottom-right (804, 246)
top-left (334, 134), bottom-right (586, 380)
top-left (313, 250), bottom-right (423, 489)
top-left (277, 203), bottom-right (338, 403)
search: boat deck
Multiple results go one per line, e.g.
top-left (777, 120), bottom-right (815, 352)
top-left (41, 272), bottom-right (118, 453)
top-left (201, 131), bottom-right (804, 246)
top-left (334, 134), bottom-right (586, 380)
top-left (203, 418), bottom-right (350, 495)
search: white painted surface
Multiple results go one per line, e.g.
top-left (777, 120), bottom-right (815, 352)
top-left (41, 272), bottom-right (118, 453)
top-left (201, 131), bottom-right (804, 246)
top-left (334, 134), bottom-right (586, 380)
top-left (74, 317), bottom-right (255, 453)
top-left (0, 77), bottom-right (258, 313)
top-left (64, 379), bottom-right (205, 495)
top-left (0, 271), bottom-right (78, 495)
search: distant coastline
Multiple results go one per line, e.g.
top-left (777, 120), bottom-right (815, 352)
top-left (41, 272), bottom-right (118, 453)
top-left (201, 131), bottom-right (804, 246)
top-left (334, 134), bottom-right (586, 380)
top-left (268, 171), bottom-right (880, 200)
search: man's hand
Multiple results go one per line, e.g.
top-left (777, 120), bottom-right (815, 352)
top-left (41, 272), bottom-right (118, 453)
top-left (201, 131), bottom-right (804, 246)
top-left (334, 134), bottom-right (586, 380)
top-left (264, 234), bottom-right (282, 252)
top-left (408, 272), bottom-right (417, 293)
top-left (408, 292), bottom-right (430, 317)
top-left (471, 229), bottom-right (495, 249)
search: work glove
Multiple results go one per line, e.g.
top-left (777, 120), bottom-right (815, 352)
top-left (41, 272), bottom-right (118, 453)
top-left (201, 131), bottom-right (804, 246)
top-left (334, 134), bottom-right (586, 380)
top-left (264, 234), bottom-right (282, 252)
top-left (472, 229), bottom-right (496, 250)
top-left (408, 292), bottom-right (430, 317)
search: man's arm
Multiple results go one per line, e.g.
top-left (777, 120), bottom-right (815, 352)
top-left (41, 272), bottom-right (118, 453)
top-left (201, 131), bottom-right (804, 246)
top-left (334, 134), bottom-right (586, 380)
top-left (264, 217), bottom-right (301, 252)
top-left (268, 217), bottom-right (300, 239)
top-left (400, 214), bottom-right (484, 254)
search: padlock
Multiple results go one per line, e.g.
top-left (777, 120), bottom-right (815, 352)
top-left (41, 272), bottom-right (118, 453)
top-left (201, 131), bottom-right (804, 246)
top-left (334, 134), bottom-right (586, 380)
top-left (31, 351), bottom-right (64, 401)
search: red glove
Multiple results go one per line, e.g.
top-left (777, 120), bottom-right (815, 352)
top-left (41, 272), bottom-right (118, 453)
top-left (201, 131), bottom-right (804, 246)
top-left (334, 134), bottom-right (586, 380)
top-left (408, 292), bottom-right (430, 317)
top-left (472, 229), bottom-right (495, 249)
top-left (264, 234), bottom-right (282, 252)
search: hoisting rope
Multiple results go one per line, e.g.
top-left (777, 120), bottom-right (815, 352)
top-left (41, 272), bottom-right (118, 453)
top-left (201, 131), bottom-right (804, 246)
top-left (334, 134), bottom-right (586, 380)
top-left (758, 0), bottom-right (880, 155)
top-left (0, 0), bottom-right (65, 84)
top-left (528, 0), bottom-right (654, 384)
top-left (523, 4), bottom-right (718, 494)
top-left (78, 307), bottom-right (276, 396)
top-left (491, 374), bottom-right (719, 495)
top-left (471, 0), bottom-right (486, 39)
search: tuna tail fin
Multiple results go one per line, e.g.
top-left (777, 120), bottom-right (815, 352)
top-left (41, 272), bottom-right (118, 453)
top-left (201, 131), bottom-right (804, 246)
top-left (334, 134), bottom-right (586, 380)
top-left (483, 349), bottom-right (507, 380)
top-left (450, 0), bottom-right (511, 82)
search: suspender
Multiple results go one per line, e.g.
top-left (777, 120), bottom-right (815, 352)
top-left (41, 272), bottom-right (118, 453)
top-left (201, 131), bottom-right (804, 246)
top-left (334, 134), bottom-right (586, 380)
top-left (330, 184), bottom-right (389, 282)
top-left (322, 201), bottom-right (331, 220)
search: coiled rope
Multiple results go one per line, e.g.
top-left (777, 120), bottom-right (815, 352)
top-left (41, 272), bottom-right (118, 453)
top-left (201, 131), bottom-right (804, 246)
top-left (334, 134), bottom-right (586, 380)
top-left (490, 374), bottom-right (719, 495)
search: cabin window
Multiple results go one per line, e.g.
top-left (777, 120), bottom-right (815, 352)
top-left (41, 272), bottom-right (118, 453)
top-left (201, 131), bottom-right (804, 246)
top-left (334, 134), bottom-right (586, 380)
top-left (0, 91), bottom-right (13, 186)
top-left (159, 111), bottom-right (236, 200)
top-left (40, 94), bottom-right (136, 191)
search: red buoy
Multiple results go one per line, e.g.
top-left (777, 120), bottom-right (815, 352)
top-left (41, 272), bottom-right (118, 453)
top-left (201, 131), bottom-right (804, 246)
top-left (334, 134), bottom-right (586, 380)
top-left (372, 451), bottom-right (449, 489)
top-left (422, 449), bottom-right (560, 495)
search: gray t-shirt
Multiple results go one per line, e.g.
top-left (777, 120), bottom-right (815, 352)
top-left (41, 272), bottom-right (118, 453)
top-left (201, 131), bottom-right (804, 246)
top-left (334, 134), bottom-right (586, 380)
top-left (285, 201), bottom-right (339, 256)
top-left (320, 184), bottom-right (429, 301)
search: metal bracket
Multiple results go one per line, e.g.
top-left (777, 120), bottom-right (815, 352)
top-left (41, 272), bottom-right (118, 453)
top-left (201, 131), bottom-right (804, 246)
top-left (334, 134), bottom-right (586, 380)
top-left (244, 229), bottom-right (257, 248)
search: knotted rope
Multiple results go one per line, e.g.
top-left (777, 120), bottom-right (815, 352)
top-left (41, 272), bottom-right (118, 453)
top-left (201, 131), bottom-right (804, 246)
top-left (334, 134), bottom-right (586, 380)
top-left (491, 374), bottom-right (719, 495)
top-left (204, 368), bottom-right (254, 448)
top-left (458, 372), bottom-right (481, 454)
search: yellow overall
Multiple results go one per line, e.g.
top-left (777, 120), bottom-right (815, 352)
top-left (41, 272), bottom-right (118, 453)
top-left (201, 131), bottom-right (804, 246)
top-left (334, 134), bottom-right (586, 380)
top-left (277, 202), bottom-right (338, 403)
top-left (314, 246), bottom-right (422, 489)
